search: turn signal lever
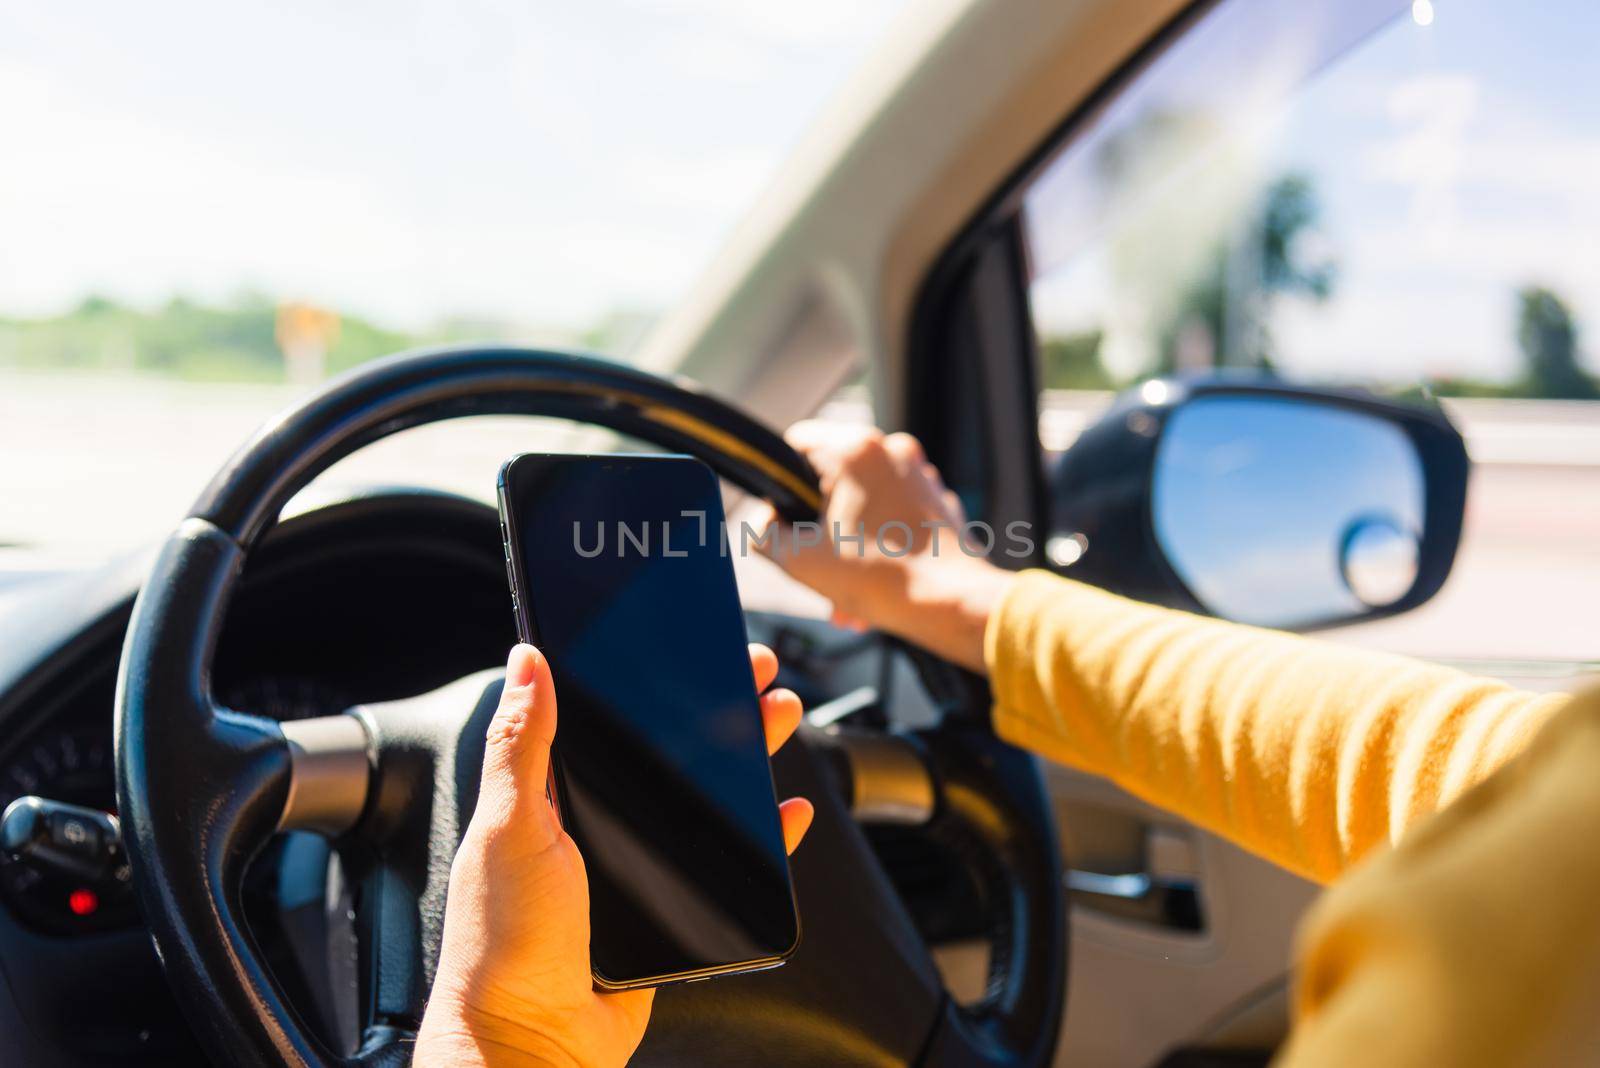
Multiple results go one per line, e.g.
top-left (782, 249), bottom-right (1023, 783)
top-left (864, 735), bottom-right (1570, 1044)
top-left (0, 796), bottom-right (136, 932)
top-left (2, 796), bottom-right (126, 881)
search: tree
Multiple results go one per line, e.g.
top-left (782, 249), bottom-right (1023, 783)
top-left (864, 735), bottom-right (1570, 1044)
top-left (1258, 175), bottom-right (1335, 301)
top-left (1515, 286), bottom-right (1597, 399)
top-left (1038, 330), bottom-right (1112, 390)
top-left (1157, 173), bottom-right (1336, 374)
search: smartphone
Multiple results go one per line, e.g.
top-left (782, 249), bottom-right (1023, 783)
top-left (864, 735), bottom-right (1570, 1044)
top-left (496, 453), bottom-right (801, 989)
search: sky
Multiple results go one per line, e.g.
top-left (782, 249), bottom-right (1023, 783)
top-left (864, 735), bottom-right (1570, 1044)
top-left (8, 0), bottom-right (1596, 386)
top-left (1027, 0), bottom-right (1600, 386)
top-left (0, 0), bottom-right (906, 333)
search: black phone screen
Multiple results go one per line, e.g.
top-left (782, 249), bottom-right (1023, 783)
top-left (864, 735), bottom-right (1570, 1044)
top-left (499, 453), bottom-right (799, 986)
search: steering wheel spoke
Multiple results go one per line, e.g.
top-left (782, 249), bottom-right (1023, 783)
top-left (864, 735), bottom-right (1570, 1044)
top-left (333, 672), bottom-right (506, 1029)
top-left (349, 854), bottom-right (427, 1032)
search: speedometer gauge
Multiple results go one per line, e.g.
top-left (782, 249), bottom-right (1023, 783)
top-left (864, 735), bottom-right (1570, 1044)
top-left (0, 723), bottom-right (136, 933)
top-left (218, 674), bottom-right (352, 722)
top-left (0, 723), bottom-right (113, 816)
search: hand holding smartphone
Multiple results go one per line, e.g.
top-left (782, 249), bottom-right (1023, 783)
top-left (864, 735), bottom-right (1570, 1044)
top-left (497, 453), bottom-right (801, 989)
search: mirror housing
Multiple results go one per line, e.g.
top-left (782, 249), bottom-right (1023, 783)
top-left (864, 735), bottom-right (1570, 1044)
top-left (1047, 378), bottom-right (1469, 630)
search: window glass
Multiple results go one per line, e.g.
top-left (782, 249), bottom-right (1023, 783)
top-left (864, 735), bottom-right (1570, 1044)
top-left (1024, 0), bottom-right (1600, 663)
top-left (0, 2), bottom-right (905, 563)
top-left (1028, 0), bottom-right (1600, 399)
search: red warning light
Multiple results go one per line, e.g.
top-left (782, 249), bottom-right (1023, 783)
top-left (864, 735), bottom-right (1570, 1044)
top-left (67, 888), bottom-right (99, 917)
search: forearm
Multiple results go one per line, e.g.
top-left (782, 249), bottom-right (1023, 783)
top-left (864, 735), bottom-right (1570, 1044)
top-left (772, 423), bottom-right (1568, 883)
top-left (1282, 685), bottom-right (1600, 1066)
top-left (985, 570), bottom-right (1569, 884)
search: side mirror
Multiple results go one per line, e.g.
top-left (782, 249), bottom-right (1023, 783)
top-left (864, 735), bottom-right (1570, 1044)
top-left (1047, 379), bottom-right (1469, 630)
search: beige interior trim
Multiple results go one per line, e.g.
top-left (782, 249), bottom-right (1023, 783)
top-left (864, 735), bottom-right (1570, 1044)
top-left (638, 0), bottom-right (1194, 431)
top-left (878, 0), bottom-right (1190, 420)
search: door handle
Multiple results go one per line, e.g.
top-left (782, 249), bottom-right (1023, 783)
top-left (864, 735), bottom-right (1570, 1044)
top-left (1065, 869), bottom-right (1153, 900)
top-left (1066, 827), bottom-right (1204, 931)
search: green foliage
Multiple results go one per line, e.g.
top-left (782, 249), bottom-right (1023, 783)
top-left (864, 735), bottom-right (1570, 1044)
top-left (1258, 175), bottom-right (1335, 301)
top-left (579, 307), bottom-right (657, 356)
top-left (1391, 377), bottom-right (1518, 402)
top-left (1515, 286), bottom-right (1597, 399)
top-left (1402, 289), bottom-right (1600, 400)
top-left (325, 314), bottom-right (415, 376)
top-left (1038, 331), bottom-right (1115, 390)
top-left (138, 294), bottom-right (280, 377)
top-left (0, 294), bottom-right (660, 383)
top-left (0, 295), bottom-right (424, 382)
top-left (1155, 173), bottom-right (1334, 374)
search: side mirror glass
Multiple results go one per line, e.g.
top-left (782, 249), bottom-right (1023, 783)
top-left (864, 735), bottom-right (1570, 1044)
top-left (1047, 380), bottom-right (1469, 630)
top-left (1152, 396), bottom-right (1424, 628)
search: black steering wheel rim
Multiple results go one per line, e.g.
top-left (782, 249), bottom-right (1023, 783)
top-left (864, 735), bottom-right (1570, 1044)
top-left (113, 345), bottom-right (1066, 1067)
top-left (190, 345), bottom-right (823, 548)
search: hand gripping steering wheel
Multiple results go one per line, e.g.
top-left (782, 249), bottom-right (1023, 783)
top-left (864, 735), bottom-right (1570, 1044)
top-left (113, 346), bottom-right (1066, 1067)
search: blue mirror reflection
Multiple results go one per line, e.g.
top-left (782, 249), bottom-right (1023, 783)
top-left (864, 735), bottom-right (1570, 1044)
top-left (1151, 395), bottom-right (1425, 628)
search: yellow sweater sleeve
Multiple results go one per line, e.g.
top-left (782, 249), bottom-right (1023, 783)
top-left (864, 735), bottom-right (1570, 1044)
top-left (984, 570), bottom-right (1569, 885)
top-left (1282, 685), bottom-right (1600, 1066)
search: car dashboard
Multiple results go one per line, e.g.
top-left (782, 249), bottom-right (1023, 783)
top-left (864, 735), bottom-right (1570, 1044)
top-left (0, 493), bottom-right (521, 1064)
top-left (0, 490), bottom-right (933, 1066)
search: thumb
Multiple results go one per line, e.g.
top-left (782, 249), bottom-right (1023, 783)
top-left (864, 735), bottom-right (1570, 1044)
top-left (478, 644), bottom-right (560, 838)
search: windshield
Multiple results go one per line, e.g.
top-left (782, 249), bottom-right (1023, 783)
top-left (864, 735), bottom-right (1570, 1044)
top-left (0, 2), bottom-right (903, 565)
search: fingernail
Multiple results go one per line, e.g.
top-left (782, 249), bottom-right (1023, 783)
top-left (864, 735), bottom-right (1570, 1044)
top-left (506, 644), bottom-right (539, 688)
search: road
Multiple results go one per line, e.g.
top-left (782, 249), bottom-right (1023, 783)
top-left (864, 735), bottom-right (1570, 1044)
top-left (2, 371), bottom-right (1596, 678)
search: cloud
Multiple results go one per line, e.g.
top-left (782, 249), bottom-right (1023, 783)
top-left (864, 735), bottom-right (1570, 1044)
top-left (629, 0), bottom-right (901, 47)
top-left (1359, 74), bottom-right (1479, 245)
top-left (0, 0), bottom-right (906, 331)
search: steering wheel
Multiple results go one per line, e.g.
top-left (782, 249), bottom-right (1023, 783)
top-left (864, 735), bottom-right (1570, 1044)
top-left (113, 346), bottom-right (1066, 1067)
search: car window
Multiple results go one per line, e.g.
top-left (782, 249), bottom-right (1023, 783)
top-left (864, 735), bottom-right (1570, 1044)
top-left (1022, 0), bottom-right (1600, 667)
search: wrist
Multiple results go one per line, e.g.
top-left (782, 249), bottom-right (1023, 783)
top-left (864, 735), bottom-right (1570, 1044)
top-left (416, 991), bottom-right (581, 1068)
top-left (880, 553), bottom-right (1012, 674)
top-left (414, 1029), bottom-right (569, 1068)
